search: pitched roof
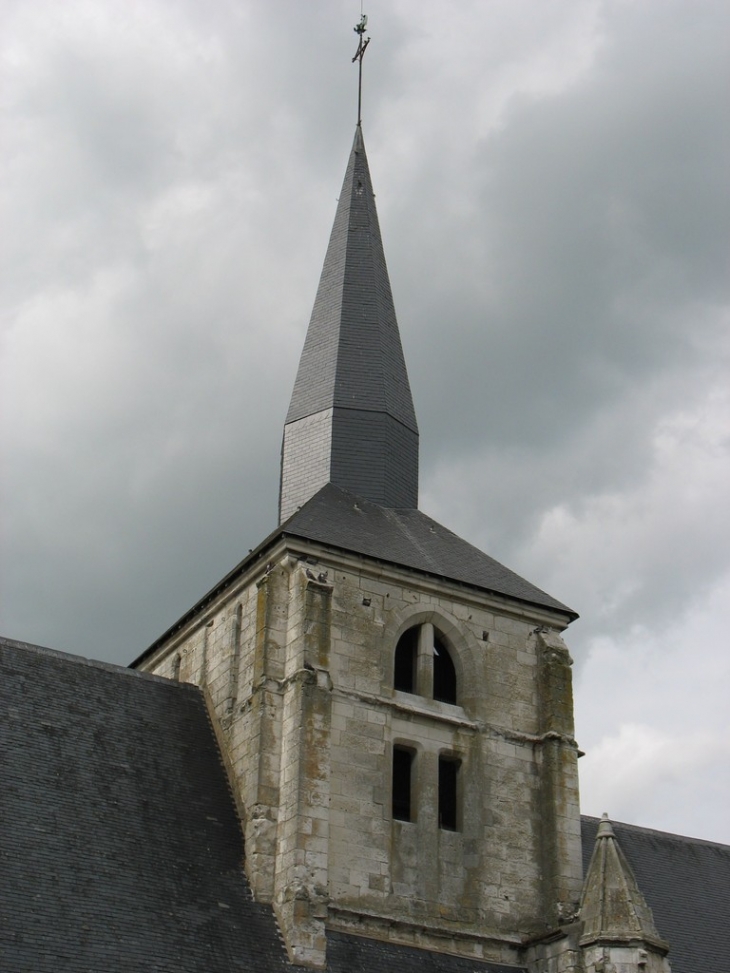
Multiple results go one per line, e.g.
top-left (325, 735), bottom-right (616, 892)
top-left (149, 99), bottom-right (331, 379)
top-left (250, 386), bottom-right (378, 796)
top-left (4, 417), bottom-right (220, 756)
top-left (137, 482), bottom-right (575, 668)
top-left (326, 931), bottom-right (521, 972)
top-left (0, 635), bottom-right (521, 973)
top-left (581, 815), bottom-right (730, 973)
top-left (283, 483), bottom-right (577, 619)
top-left (280, 125), bottom-right (419, 520)
top-left (0, 635), bottom-right (305, 973)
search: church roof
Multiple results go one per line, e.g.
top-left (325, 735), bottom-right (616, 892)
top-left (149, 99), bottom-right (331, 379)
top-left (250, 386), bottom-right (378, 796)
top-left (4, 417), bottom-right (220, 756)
top-left (282, 483), bottom-right (577, 619)
top-left (325, 932), bottom-right (519, 972)
top-left (581, 815), bottom-right (730, 973)
top-left (280, 125), bottom-right (419, 520)
top-left (136, 482), bottom-right (576, 666)
top-left (0, 635), bottom-right (302, 973)
top-left (0, 635), bottom-right (520, 973)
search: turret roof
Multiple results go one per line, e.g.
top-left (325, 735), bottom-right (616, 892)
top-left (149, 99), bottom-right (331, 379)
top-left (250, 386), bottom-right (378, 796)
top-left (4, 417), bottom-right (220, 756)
top-left (581, 815), bottom-right (730, 973)
top-left (580, 813), bottom-right (666, 949)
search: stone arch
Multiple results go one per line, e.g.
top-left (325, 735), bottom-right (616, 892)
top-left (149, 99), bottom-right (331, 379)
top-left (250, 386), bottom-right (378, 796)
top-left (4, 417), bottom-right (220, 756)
top-left (384, 604), bottom-right (480, 707)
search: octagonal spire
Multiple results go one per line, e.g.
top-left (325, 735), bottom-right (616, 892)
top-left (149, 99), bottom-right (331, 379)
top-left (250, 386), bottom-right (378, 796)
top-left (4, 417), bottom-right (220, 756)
top-left (279, 126), bottom-right (419, 522)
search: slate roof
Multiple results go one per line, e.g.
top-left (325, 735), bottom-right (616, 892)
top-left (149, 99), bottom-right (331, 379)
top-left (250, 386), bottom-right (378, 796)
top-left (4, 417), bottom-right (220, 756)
top-left (285, 124), bottom-right (417, 433)
top-left (581, 815), bottom-right (730, 973)
top-left (326, 931), bottom-right (520, 972)
top-left (282, 483), bottom-right (577, 619)
top-left (137, 482), bottom-right (576, 667)
top-left (280, 125), bottom-right (419, 519)
top-left (0, 635), bottom-right (306, 973)
top-left (0, 635), bottom-right (520, 973)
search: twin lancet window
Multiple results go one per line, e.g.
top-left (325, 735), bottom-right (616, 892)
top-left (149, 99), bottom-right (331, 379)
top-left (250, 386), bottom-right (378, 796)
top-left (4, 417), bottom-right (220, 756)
top-left (392, 747), bottom-right (461, 831)
top-left (392, 624), bottom-right (461, 830)
top-left (393, 623), bottom-right (457, 705)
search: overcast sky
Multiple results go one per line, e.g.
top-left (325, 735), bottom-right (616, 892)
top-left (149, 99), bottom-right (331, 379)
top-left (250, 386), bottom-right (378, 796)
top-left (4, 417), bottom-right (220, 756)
top-left (2, 0), bottom-right (729, 845)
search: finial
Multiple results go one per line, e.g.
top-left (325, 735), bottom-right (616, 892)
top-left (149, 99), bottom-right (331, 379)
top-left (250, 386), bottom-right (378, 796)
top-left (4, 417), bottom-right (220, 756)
top-left (352, 13), bottom-right (371, 126)
top-left (597, 813), bottom-right (615, 838)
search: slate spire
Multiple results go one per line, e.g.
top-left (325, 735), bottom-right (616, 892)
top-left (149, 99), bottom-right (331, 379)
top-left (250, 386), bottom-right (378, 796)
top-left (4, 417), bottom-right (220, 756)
top-left (279, 126), bottom-right (419, 522)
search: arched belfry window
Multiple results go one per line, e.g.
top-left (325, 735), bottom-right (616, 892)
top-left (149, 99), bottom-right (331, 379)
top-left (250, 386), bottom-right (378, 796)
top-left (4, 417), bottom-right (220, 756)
top-left (392, 746), bottom-right (415, 822)
top-left (433, 634), bottom-right (457, 704)
top-left (394, 627), bottom-right (418, 694)
top-left (438, 755), bottom-right (461, 831)
top-left (393, 623), bottom-right (457, 705)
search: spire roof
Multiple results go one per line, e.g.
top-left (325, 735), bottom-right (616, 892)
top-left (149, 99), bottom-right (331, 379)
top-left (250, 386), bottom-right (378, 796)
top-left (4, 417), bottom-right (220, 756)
top-left (280, 126), bottom-right (418, 522)
top-left (580, 814), bottom-right (667, 950)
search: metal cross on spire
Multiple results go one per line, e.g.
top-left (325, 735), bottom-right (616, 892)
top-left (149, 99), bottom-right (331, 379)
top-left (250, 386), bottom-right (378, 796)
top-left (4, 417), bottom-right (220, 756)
top-left (352, 13), bottom-right (371, 126)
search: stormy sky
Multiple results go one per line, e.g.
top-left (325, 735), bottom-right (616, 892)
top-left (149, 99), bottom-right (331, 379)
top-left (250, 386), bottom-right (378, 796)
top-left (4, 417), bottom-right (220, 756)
top-left (2, 1), bottom-right (729, 844)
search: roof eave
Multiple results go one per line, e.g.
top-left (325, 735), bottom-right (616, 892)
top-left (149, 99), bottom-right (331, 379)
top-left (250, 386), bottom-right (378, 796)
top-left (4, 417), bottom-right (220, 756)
top-left (282, 525), bottom-right (578, 624)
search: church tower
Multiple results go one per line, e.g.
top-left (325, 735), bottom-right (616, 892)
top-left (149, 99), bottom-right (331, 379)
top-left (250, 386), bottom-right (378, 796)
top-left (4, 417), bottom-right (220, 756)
top-left (135, 74), bottom-right (590, 969)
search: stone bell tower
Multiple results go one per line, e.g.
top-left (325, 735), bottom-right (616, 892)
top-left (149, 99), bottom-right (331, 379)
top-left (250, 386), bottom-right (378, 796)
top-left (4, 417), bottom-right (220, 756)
top-left (136, 122), bottom-right (585, 970)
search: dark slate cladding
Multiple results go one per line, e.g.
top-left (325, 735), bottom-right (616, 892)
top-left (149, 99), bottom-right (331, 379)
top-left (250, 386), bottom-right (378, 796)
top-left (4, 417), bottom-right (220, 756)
top-left (283, 483), bottom-right (577, 618)
top-left (285, 125), bottom-right (417, 428)
top-left (326, 931), bottom-right (523, 972)
top-left (581, 816), bottom-right (730, 973)
top-left (330, 408), bottom-right (419, 508)
top-left (0, 634), bottom-right (524, 973)
top-left (281, 124), bottom-right (418, 520)
top-left (0, 636), bottom-right (307, 973)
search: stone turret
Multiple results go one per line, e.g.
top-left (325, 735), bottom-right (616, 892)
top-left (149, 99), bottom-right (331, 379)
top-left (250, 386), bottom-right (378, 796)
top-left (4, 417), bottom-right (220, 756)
top-left (579, 815), bottom-right (671, 973)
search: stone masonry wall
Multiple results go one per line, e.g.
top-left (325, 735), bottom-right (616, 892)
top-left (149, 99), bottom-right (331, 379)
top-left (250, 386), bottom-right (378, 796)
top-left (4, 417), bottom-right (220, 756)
top-left (138, 541), bottom-right (581, 968)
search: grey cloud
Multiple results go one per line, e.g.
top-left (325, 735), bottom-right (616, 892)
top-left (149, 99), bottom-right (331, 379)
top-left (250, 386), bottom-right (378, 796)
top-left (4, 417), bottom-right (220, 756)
top-left (403, 5), bottom-right (728, 467)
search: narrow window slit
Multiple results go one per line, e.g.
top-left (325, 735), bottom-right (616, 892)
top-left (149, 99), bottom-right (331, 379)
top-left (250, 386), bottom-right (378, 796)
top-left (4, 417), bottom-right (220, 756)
top-left (394, 628), bottom-right (418, 693)
top-left (433, 636), bottom-right (457, 704)
top-left (438, 756), bottom-right (460, 831)
top-left (392, 746), bottom-right (415, 821)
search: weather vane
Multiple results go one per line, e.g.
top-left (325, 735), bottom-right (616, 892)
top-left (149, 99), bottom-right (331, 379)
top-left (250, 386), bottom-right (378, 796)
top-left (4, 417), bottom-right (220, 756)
top-left (352, 13), bottom-right (370, 126)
